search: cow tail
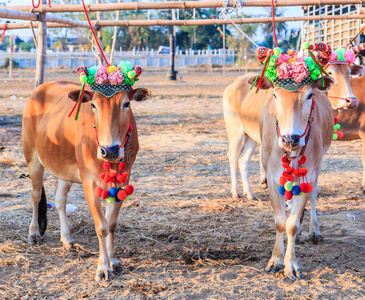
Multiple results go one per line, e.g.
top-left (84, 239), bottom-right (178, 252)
top-left (38, 186), bottom-right (47, 236)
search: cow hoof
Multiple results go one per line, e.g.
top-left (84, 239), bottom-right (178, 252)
top-left (112, 262), bottom-right (123, 275)
top-left (63, 241), bottom-right (75, 251)
top-left (232, 194), bottom-right (243, 201)
top-left (265, 258), bottom-right (284, 273)
top-left (284, 262), bottom-right (304, 280)
top-left (308, 232), bottom-right (323, 244)
top-left (28, 234), bottom-right (42, 245)
top-left (95, 269), bottom-right (113, 282)
top-left (246, 195), bottom-right (258, 201)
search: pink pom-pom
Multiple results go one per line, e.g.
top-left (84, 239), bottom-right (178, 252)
top-left (95, 69), bottom-right (108, 84)
top-left (344, 50), bottom-right (356, 64)
top-left (296, 57), bottom-right (304, 62)
top-left (330, 51), bottom-right (338, 61)
top-left (277, 53), bottom-right (291, 65)
top-left (99, 65), bottom-right (108, 73)
top-left (108, 70), bottom-right (125, 85)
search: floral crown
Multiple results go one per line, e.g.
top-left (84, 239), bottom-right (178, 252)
top-left (252, 42), bottom-right (331, 92)
top-left (77, 61), bottom-right (143, 98)
top-left (328, 47), bottom-right (356, 66)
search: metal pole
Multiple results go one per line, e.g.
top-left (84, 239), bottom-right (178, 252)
top-left (9, 34), bottom-right (12, 80)
top-left (223, 24), bottom-right (225, 76)
top-left (35, 0), bottom-right (47, 87)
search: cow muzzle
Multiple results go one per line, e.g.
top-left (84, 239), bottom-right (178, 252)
top-left (100, 145), bottom-right (122, 162)
top-left (344, 96), bottom-right (358, 109)
top-left (281, 134), bottom-right (300, 150)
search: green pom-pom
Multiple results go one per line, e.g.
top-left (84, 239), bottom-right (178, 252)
top-left (80, 75), bottom-right (87, 83)
top-left (335, 47), bottom-right (346, 61)
top-left (106, 196), bottom-right (115, 203)
top-left (333, 133), bottom-right (338, 140)
top-left (335, 124), bottom-right (341, 130)
top-left (284, 181), bottom-right (293, 192)
top-left (273, 47), bottom-right (281, 56)
top-left (302, 42), bottom-right (310, 50)
top-left (128, 71), bottom-right (136, 79)
top-left (298, 191), bottom-right (304, 196)
top-left (126, 195), bottom-right (131, 200)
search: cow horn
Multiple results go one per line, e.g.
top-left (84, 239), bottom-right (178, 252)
top-left (303, 42), bottom-right (332, 67)
top-left (255, 47), bottom-right (274, 64)
top-left (351, 43), bottom-right (365, 55)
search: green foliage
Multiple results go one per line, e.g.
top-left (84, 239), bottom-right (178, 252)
top-left (18, 42), bottom-right (33, 52)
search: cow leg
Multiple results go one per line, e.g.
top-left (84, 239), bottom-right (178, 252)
top-left (226, 124), bottom-right (244, 200)
top-left (259, 145), bottom-right (267, 187)
top-left (266, 177), bottom-right (286, 273)
top-left (284, 195), bottom-right (308, 280)
top-left (82, 179), bottom-right (112, 281)
top-left (105, 201), bottom-right (124, 275)
top-left (308, 182), bottom-right (322, 243)
top-left (361, 133), bottom-right (365, 192)
top-left (54, 180), bottom-right (74, 250)
top-left (239, 135), bottom-right (258, 200)
top-left (27, 154), bottom-right (45, 245)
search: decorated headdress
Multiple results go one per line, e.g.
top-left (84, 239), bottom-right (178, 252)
top-left (350, 42), bottom-right (365, 57)
top-left (328, 47), bottom-right (356, 66)
top-left (252, 42), bottom-right (331, 92)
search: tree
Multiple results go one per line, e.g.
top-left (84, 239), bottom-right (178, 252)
top-left (261, 8), bottom-right (288, 49)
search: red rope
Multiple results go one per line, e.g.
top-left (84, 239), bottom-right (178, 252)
top-left (271, 0), bottom-right (279, 47)
top-left (32, 0), bottom-right (51, 8)
top-left (81, 0), bottom-right (110, 66)
top-left (256, 53), bottom-right (271, 92)
top-left (0, 24), bottom-right (6, 47)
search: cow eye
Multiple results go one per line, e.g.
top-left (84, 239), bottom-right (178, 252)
top-left (328, 71), bottom-right (333, 76)
top-left (307, 93), bottom-right (313, 100)
top-left (123, 102), bottom-right (130, 108)
top-left (91, 103), bottom-right (96, 110)
top-left (273, 93), bottom-right (277, 99)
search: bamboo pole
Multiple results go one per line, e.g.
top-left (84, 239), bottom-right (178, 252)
top-left (109, 0), bottom-right (121, 65)
top-left (7, 0), bottom-right (365, 13)
top-left (9, 34), bottom-right (12, 80)
top-left (96, 0), bottom-right (103, 65)
top-left (35, 0), bottom-right (47, 87)
top-left (2, 14), bottom-right (365, 30)
top-left (1, 21), bottom-right (94, 30)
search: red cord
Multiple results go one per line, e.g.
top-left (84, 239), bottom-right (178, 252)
top-left (32, 0), bottom-right (51, 8)
top-left (271, 0), bottom-right (279, 48)
top-left (0, 24), bottom-right (6, 47)
top-left (81, 0), bottom-right (110, 66)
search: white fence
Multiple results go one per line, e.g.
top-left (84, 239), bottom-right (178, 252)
top-left (0, 48), bottom-right (236, 69)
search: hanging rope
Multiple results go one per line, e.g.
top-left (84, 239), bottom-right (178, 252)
top-left (0, 24), bottom-right (6, 48)
top-left (271, 0), bottom-right (279, 47)
top-left (81, 0), bottom-right (110, 66)
top-left (32, 0), bottom-right (51, 8)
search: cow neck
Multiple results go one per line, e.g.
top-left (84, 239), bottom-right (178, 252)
top-left (276, 99), bottom-right (315, 201)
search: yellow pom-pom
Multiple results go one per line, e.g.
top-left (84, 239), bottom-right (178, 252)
top-left (302, 42), bottom-right (310, 50)
top-left (284, 181), bottom-right (293, 191)
top-left (80, 75), bottom-right (87, 83)
top-left (273, 47), bottom-right (281, 56)
top-left (106, 196), bottom-right (115, 203)
top-left (288, 57), bottom-right (297, 64)
top-left (128, 71), bottom-right (136, 79)
top-left (107, 66), bottom-right (118, 74)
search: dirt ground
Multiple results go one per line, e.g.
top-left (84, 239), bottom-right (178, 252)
top-left (0, 70), bottom-right (365, 299)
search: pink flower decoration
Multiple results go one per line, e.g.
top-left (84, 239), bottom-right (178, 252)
top-left (277, 54), bottom-right (291, 65)
top-left (330, 51), bottom-right (338, 61)
top-left (95, 69), bottom-right (108, 84)
top-left (108, 70), bottom-right (125, 85)
top-left (296, 57), bottom-right (304, 62)
top-left (344, 50), bottom-right (356, 64)
top-left (277, 63), bottom-right (293, 79)
top-left (291, 61), bottom-right (310, 83)
top-left (98, 65), bottom-right (108, 73)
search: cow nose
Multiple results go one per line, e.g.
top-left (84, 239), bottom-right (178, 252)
top-left (345, 97), bottom-right (358, 108)
top-left (100, 145), bottom-right (120, 160)
top-left (282, 135), bottom-right (300, 148)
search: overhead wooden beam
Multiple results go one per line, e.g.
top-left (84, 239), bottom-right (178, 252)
top-left (6, 0), bottom-right (365, 13)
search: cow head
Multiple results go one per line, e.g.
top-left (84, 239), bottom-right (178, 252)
top-left (249, 76), bottom-right (334, 151)
top-left (68, 88), bottom-right (151, 162)
top-left (326, 63), bottom-right (365, 109)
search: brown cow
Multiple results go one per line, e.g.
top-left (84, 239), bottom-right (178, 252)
top-left (258, 75), bottom-right (335, 279)
top-left (23, 80), bottom-right (151, 281)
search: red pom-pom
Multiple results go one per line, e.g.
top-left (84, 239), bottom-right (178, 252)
top-left (299, 183), bottom-right (309, 193)
top-left (104, 175), bottom-right (111, 183)
top-left (101, 190), bottom-right (109, 199)
top-left (125, 185), bottom-right (134, 195)
top-left (118, 162), bottom-right (126, 171)
top-left (293, 169), bottom-right (299, 176)
top-left (117, 190), bottom-right (127, 200)
top-left (287, 174), bottom-right (294, 181)
top-left (334, 117), bottom-right (338, 124)
top-left (99, 173), bottom-right (106, 180)
top-left (337, 131), bottom-right (343, 139)
top-left (279, 176), bottom-right (287, 185)
top-left (282, 171), bottom-right (288, 177)
top-left (117, 174), bottom-right (127, 183)
top-left (299, 155), bottom-right (306, 164)
top-left (94, 187), bottom-right (103, 197)
top-left (307, 183), bottom-right (313, 193)
top-left (109, 171), bottom-right (117, 178)
top-left (122, 172), bottom-right (129, 178)
top-left (299, 168), bottom-right (308, 175)
top-left (282, 162), bottom-right (289, 168)
top-left (103, 162), bottom-right (112, 170)
top-left (282, 157), bottom-right (289, 163)
top-left (285, 191), bottom-right (293, 200)
top-left (286, 166), bottom-right (294, 173)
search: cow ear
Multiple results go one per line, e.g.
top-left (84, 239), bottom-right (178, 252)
top-left (68, 90), bottom-right (93, 103)
top-left (247, 75), bottom-right (274, 90)
top-left (350, 64), bottom-right (365, 76)
top-left (313, 76), bottom-right (335, 92)
top-left (131, 88), bottom-right (152, 101)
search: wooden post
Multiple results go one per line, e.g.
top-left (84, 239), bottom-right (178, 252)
top-left (222, 24), bottom-right (225, 76)
top-left (167, 9), bottom-right (177, 80)
top-left (35, 0), bottom-right (47, 87)
top-left (9, 34), bottom-right (12, 80)
top-left (96, 0), bottom-right (103, 65)
top-left (109, 0), bottom-right (121, 65)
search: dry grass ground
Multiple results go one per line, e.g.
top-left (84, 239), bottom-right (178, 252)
top-left (0, 71), bottom-right (364, 299)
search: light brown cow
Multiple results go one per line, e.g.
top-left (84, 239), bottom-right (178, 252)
top-left (257, 75), bottom-right (335, 279)
top-left (23, 80), bottom-right (151, 281)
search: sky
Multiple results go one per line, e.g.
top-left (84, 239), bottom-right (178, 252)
top-left (2, 0), bottom-right (303, 40)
